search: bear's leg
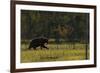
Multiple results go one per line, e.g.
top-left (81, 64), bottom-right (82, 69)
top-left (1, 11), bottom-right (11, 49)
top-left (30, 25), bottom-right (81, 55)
top-left (40, 46), bottom-right (43, 50)
top-left (42, 45), bottom-right (49, 49)
top-left (33, 47), bottom-right (37, 50)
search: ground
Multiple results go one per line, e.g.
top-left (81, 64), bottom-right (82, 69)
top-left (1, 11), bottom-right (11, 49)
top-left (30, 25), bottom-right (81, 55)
top-left (21, 42), bottom-right (89, 63)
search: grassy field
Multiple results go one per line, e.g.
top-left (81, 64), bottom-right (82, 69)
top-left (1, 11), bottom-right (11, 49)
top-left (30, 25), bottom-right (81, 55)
top-left (21, 42), bottom-right (89, 63)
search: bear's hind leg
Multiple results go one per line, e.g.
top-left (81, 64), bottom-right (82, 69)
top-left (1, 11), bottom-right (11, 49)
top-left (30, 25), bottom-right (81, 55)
top-left (42, 45), bottom-right (49, 49)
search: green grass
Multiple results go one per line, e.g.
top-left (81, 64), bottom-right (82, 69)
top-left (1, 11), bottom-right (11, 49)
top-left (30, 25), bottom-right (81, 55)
top-left (21, 43), bottom-right (89, 63)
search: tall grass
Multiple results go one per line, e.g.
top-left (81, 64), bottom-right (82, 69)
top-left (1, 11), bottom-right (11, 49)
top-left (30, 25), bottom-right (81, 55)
top-left (21, 43), bottom-right (89, 63)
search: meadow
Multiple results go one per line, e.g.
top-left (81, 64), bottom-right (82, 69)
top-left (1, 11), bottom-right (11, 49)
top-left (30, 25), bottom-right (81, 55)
top-left (21, 41), bottom-right (89, 63)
